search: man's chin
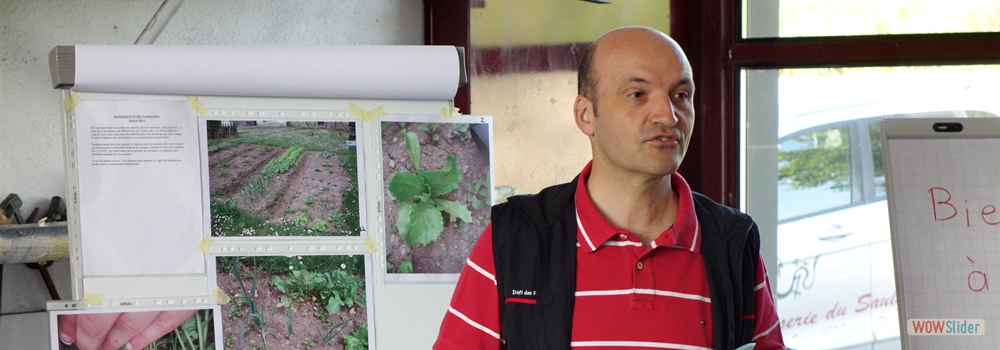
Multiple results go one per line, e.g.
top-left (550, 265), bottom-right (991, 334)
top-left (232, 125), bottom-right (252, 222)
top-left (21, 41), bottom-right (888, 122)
top-left (641, 161), bottom-right (681, 177)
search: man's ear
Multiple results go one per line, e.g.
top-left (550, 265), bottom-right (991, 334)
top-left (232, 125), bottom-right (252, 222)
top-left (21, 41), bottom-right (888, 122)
top-left (574, 95), bottom-right (596, 137)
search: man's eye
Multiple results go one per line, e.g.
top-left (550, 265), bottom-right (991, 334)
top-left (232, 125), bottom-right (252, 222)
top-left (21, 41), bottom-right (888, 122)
top-left (674, 92), bottom-right (691, 100)
top-left (629, 91), bottom-right (645, 99)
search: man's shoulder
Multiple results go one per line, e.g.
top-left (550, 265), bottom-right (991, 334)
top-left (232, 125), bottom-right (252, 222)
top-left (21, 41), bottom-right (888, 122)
top-left (495, 177), bottom-right (578, 225)
top-left (691, 191), bottom-right (749, 220)
top-left (690, 191), bottom-right (756, 235)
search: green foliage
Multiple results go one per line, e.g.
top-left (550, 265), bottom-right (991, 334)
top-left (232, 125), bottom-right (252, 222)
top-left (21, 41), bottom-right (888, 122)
top-left (318, 317), bottom-right (353, 346)
top-left (335, 145), bottom-right (362, 236)
top-left (237, 171), bottom-right (274, 205)
top-left (328, 210), bottom-right (344, 232)
top-left (451, 123), bottom-right (471, 141)
top-left (305, 195), bottom-right (314, 205)
top-left (211, 200), bottom-right (265, 237)
top-left (272, 268), bottom-right (366, 316)
top-left (778, 125), bottom-right (851, 190)
top-left (387, 131), bottom-right (471, 245)
top-left (323, 161), bottom-right (333, 167)
top-left (264, 146), bottom-right (306, 174)
top-left (207, 125), bottom-right (350, 153)
top-left (418, 123), bottom-right (444, 141)
top-left (231, 255), bottom-right (364, 280)
top-left (284, 307), bottom-right (293, 340)
top-left (315, 167), bottom-right (321, 172)
top-left (320, 151), bottom-right (334, 158)
top-left (141, 309), bottom-right (214, 350)
top-left (311, 219), bottom-right (328, 233)
top-left (344, 323), bottom-right (369, 350)
top-left (398, 261), bottom-right (413, 274)
top-left (293, 214), bottom-right (309, 227)
top-left (229, 257), bottom-right (269, 350)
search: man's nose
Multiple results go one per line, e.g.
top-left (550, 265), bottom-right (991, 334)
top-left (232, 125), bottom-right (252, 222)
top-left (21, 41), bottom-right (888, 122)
top-left (649, 94), bottom-right (679, 127)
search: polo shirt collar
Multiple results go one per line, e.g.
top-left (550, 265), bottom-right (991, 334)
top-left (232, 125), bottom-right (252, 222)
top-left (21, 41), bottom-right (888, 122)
top-left (573, 161), bottom-right (701, 253)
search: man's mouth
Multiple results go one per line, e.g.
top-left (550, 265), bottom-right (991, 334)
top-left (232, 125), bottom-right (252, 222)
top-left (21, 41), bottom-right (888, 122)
top-left (651, 135), bottom-right (679, 143)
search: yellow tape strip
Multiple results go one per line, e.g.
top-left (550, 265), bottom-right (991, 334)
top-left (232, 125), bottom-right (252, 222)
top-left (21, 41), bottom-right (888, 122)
top-left (196, 236), bottom-right (214, 254)
top-left (347, 103), bottom-right (387, 122)
top-left (186, 96), bottom-right (208, 116)
top-left (37, 217), bottom-right (48, 227)
top-left (62, 92), bottom-right (83, 112)
top-left (363, 236), bottom-right (378, 252)
top-left (440, 107), bottom-right (461, 119)
top-left (212, 288), bottom-right (231, 305)
top-left (82, 293), bottom-right (102, 305)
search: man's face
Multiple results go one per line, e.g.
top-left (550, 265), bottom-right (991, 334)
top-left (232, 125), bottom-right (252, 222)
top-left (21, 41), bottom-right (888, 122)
top-left (579, 30), bottom-right (696, 178)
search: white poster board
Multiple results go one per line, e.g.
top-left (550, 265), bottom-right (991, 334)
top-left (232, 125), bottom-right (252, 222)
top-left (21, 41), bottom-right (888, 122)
top-left (56, 45), bottom-right (488, 349)
top-left (884, 117), bottom-right (1000, 349)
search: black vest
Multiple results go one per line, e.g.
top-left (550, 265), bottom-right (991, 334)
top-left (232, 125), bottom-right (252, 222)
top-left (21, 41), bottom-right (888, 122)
top-left (492, 176), bottom-right (759, 350)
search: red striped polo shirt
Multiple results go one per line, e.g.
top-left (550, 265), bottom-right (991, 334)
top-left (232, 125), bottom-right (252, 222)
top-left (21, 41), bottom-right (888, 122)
top-left (435, 163), bottom-right (785, 349)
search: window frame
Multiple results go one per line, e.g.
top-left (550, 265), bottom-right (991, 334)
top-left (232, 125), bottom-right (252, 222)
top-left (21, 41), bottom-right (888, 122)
top-left (669, 1), bottom-right (1000, 207)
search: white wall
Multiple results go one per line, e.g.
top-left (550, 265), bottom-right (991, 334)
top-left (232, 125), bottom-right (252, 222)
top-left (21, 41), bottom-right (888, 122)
top-left (0, 0), bottom-right (421, 346)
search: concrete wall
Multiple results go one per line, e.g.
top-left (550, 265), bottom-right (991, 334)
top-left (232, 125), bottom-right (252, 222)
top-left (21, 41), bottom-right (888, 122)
top-left (0, 0), bottom-right (421, 346)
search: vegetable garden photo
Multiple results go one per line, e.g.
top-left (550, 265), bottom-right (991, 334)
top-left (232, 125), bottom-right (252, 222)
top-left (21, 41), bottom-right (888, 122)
top-left (206, 120), bottom-right (363, 239)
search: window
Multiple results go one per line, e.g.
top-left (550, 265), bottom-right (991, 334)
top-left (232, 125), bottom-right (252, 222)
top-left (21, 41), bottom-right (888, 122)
top-left (670, 1), bottom-right (1000, 349)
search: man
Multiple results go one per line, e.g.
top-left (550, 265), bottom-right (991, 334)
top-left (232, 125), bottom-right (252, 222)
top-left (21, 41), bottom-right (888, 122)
top-left (434, 27), bottom-right (784, 350)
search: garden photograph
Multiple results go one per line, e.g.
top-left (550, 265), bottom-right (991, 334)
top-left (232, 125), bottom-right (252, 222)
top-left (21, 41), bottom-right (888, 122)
top-left (206, 120), bottom-right (363, 239)
top-left (216, 255), bottom-right (368, 350)
top-left (380, 120), bottom-right (492, 275)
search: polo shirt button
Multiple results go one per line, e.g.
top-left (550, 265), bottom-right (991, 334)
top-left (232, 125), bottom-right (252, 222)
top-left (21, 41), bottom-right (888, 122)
top-left (619, 234), bottom-right (627, 240)
top-left (637, 261), bottom-right (643, 270)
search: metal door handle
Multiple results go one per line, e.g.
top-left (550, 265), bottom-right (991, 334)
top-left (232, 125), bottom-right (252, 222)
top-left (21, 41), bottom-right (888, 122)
top-left (818, 223), bottom-right (856, 241)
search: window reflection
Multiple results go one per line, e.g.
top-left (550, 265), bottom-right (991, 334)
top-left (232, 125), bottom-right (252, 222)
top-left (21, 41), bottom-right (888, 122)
top-left (777, 125), bottom-right (852, 221)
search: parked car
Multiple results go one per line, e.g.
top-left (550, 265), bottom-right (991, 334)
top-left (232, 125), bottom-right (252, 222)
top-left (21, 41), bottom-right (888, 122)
top-left (773, 99), bottom-right (1000, 350)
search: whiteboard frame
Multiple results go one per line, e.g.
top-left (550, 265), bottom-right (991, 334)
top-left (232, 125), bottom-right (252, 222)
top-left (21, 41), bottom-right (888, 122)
top-left (883, 117), bottom-right (1000, 349)
top-left (59, 90), bottom-right (483, 348)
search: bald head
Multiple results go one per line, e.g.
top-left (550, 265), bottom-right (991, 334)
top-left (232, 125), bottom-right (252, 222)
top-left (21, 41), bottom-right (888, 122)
top-left (577, 27), bottom-right (691, 106)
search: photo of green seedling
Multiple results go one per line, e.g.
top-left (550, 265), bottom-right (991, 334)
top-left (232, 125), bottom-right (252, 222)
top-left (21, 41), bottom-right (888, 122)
top-left (387, 131), bottom-right (471, 245)
top-left (381, 120), bottom-right (492, 275)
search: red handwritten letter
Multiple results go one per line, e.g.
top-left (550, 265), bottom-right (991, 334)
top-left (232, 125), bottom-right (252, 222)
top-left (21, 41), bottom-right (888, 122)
top-left (984, 205), bottom-right (1000, 225)
top-left (929, 187), bottom-right (957, 221)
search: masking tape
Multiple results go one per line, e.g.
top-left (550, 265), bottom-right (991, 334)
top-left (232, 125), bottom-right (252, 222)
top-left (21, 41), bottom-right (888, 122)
top-left (196, 236), bottom-right (214, 255)
top-left (363, 236), bottom-right (378, 252)
top-left (37, 217), bottom-right (47, 227)
top-left (186, 96), bottom-right (209, 116)
top-left (440, 107), bottom-right (460, 118)
top-left (62, 92), bottom-right (83, 112)
top-left (212, 288), bottom-right (231, 305)
top-left (347, 103), bottom-right (386, 122)
top-left (0, 227), bottom-right (68, 264)
top-left (82, 293), bottom-right (102, 305)
top-left (40, 232), bottom-right (69, 262)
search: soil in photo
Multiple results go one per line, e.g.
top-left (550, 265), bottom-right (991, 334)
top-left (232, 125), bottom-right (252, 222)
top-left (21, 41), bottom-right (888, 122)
top-left (381, 122), bottom-right (491, 274)
top-left (208, 122), bottom-right (361, 238)
top-left (216, 255), bottom-right (368, 350)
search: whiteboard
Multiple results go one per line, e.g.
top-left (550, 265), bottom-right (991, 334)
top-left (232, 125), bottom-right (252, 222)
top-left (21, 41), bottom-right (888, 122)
top-left (54, 45), bottom-right (483, 349)
top-left (62, 92), bottom-right (491, 349)
top-left (884, 117), bottom-right (1000, 349)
